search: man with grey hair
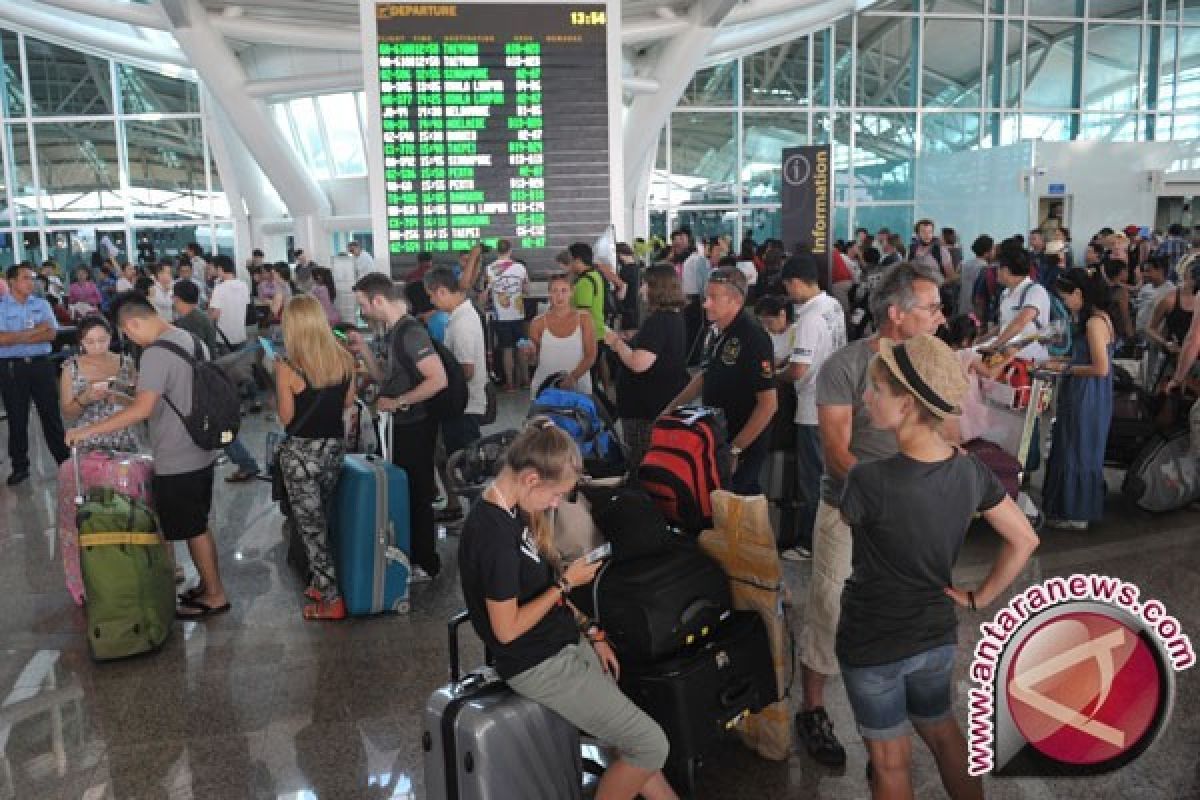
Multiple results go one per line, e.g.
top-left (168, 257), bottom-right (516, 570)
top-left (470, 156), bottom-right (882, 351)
top-left (795, 261), bottom-right (946, 766)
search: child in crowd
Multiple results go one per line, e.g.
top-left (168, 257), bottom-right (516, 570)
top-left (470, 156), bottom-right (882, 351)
top-left (837, 334), bottom-right (1038, 800)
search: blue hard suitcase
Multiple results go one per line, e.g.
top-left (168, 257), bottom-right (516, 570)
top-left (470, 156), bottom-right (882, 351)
top-left (330, 453), bottom-right (412, 614)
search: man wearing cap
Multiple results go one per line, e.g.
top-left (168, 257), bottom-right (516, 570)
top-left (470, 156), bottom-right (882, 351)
top-left (779, 253), bottom-right (846, 561)
top-left (0, 263), bottom-right (69, 485)
top-left (794, 261), bottom-right (945, 767)
top-left (666, 267), bottom-right (777, 495)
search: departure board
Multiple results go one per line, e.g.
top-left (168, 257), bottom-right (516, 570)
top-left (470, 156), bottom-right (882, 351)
top-left (363, 2), bottom-right (619, 275)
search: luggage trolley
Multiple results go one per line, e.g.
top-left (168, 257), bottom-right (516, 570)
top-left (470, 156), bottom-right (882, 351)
top-left (977, 365), bottom-right (1058, 529)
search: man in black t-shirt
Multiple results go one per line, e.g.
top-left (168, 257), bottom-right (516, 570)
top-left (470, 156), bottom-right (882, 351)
top-left (667, 267), bottom-right (778, 494)
top-left (349, 273), bottom-right (449, 580)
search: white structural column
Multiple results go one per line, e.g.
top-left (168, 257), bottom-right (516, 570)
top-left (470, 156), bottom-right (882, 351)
top-left (621, 0), bottom-right (739, 234)
top-left (157, 0), bottom-right (332, 262)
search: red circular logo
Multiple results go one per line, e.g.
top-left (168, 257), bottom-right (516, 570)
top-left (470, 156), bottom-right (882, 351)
top-left (1006, 612), bottom-right (1162, 766)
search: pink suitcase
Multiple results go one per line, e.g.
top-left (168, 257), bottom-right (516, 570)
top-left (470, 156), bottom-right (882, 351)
top-left (57, 449), bottom-right (155, 606)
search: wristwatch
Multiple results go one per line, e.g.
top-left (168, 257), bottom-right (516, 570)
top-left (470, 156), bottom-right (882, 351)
top-left (397, 400), bottom-right (412, 413)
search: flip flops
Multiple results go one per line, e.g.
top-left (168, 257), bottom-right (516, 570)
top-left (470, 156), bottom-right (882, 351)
top-left (176, 598), bottom-right (232, 620)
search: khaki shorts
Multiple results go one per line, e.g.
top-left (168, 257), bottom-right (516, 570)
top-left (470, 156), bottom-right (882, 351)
top-left (507, 638), bottom-right (669, 772)
top-left (797, 499), bottom-right (854, 677)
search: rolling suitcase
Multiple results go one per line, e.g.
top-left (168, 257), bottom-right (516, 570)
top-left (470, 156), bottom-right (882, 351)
top-left (330, 453), bottom-right (412, 615)
top-left (423, 611), bottom-right (583, 800)
top-left (587, 544), bottom-right (732, 665)
top-left (619, 611), bottom-right (779, 795)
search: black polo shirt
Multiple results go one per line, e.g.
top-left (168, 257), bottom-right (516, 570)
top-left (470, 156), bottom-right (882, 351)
top-left (701, 309), bottom-right (775, 442)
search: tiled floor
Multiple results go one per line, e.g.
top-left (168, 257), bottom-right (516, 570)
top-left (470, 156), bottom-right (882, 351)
top-left (1, 396), bottom-right (1198, 799)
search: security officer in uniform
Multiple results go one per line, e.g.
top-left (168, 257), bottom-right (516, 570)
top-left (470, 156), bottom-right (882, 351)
top-left (0, 263), bottom-right (69, 485)
top-left (666, 267), bottom-right (778, 494)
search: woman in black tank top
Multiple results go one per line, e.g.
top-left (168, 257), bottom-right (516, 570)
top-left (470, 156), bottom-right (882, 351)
top-left (275, 296), bottom-right (358, 620)
top-left (1147, 268), bottom-right (1197, 354)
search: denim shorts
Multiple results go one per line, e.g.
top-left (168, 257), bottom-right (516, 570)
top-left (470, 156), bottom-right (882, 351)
top-left (839, 643), bottom-right (957, 740)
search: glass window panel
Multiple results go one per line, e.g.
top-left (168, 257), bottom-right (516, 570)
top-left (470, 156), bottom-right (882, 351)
top-left (928, 0), bottom-right (984, 10)
top-left (830, 113), bottom-right (852, 202)
top-left (213, 223), bottom-right (235, 258)
top-left (2, 124), bottom-right (37, 226)
top-left (834, 17), bottom-right (854, 107)
top-left (125, 119), bottom-right (208, 220)
top-left (678, 62), bottom-right (738, 107)
top-left (1174, 113), bottom-right (1199, 138)
top-left (740, 207), bottom-right (781, 246)
top-left (855, 15), bottom-right (916, 108)
top-left (1177, 29), bottom-right (1200, 109)
top-left (1084, 23), bottom-right (1142, 111)
top-left (852, 206), bottom-right (914, 240)
top-left (669, 112), bottom-right (736, 206)
top-left (0, 231), bottom-right (18, 269)
top-left (1005, 22), bottom-right (1024, 107)
top-left (984, 20), bottom-right (1007, 109)
top-left (834, 206), bottom-right (850, 243)
top-left (813, 30), bottom-right (833, 106)
top-left (1148, 113), bottom-right (1174, 139)
top-left (1080, 112), bottom-right (1140, 140)
top-left (117, 64), bottom-right (199, 115)
top-left (656, 125), bottom-right (666, 170)
top-left (1023, 22), bottom-right (1080, 108)
top-left (1020, 112), bottom-right (1076, 139)
top-left (24, 36), bottom-right (114, 116)
top-left (1090, 0), bottom-right (1146, 17)
top-left (317, 93), bottom-right (366, 176)
top-left (672, 209), bottom-right (737, 242)
top-left (1, 30), bottom-right (25, 117)
top-left (34, 121), bottom-right (123, 225)
top-left (131, 225), bottom-right (199, 265)
top-left (1026, 0), bottom-right (1082, 15)
top-left (1157, 25), bottom-right (1178, 110)
top-left (921, 112), bottom-right (983, 153)
top-left (207, 144), bottom-right (230, 219)
top-left (1185, 0), bottom-right (1200, 21)
top-left (742, 113), bottom-right (808, 203)
top-left (648, 209), bottom-right (668, 243)
top-left (853, 112), bottom-right (915, 202)
top-left (45, 230), bottom-right (92, 273)
top-left (288, 97), bottom-right (331, 180)
top-left (922, 20), bottom-right (983, 108)
top-left (743, 40), bottom-right (810, 107)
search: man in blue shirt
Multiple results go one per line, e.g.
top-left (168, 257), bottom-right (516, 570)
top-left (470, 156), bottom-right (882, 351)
top-left (0, 263), bottom-right (69, 485)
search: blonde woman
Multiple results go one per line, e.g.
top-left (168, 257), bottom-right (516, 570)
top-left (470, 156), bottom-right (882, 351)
top-left (276, 295), bottom-right (357, 620)
top-left (526, 272), bottom-right (596, 397)
top-left (458, 419), bottom-right (677, 800)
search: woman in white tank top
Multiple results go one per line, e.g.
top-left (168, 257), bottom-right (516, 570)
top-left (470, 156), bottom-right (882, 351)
top-left (526, 273), bottom-right (597, 397)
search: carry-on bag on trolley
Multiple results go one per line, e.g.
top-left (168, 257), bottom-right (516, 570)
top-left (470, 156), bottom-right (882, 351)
top-left (637, 406), bottom-right (732, 534)
top-left (619, 611), bottom-right (778, 796)
top-left (530, 377), bottom-right (627, 478)
top-left (423, 611), bottom-right (584, 800)
top-left (73, 451), bottom-right (174, 661)
top-left (1122, 428), bottom-right (1200, 512)
top-left (329, 453), bottom-right (412, 615)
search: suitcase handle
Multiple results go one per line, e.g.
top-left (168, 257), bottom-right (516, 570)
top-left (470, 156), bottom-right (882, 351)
top-left (448, 609), bottom-right (471, 683)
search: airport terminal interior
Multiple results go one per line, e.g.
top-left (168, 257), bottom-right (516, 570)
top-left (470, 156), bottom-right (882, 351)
top-left (0, 0), bottom-right (1199, 798)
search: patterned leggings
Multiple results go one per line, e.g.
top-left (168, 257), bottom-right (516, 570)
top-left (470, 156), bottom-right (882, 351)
top-left (279, 436), bottom-right (345, 602)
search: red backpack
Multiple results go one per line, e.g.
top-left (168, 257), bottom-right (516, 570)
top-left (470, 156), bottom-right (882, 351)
top-left (636, 407), bottom-right (732, 534)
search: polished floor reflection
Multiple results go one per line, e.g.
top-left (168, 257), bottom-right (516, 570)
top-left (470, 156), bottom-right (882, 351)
top-left (2, 401), bottom-right (1198, 799)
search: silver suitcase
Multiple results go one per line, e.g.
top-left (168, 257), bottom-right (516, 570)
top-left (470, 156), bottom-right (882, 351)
top-left (422, 611), bottom-right (583, 800)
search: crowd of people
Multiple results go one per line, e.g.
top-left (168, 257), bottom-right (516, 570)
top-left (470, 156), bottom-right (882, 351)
top-left (1, 215), bottom-right (1198, 799)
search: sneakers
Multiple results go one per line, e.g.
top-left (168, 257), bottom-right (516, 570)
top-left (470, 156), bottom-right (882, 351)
top-left (796, 707), bottom-right (847, 767)
top-left (410, 566), bottom-right (435, 584)
top-left (781, 546), bottom-right (812, 562)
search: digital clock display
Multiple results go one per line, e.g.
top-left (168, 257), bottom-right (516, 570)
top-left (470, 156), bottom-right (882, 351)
top-left (368, 2), bottom-right (613, 275)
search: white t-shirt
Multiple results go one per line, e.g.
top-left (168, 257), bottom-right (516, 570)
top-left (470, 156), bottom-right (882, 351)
top-left (115, 277), bottom-right (134, 293)
top-left (208, 277), bottom-right (250, 346)
top-left (488, 259), bottom-right (527, 322)
top-left (769, 328), bottom-right (793, 367)
top-left (352, 250), bottom-right (381, 278)
top-left (681, 253), bottom-right (709, 297)
top-left (150, 283), bottom-right (174, 321)
top-left (444, 299), bottom-right (489, 416)
top-left (998, 277), bottom-right (1051, 362)
top-left (791, 292), bottom-right (847, 425)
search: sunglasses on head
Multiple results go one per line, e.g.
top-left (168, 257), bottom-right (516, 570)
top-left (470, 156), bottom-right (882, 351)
top-left (707, 271), bottom-right (745, 296)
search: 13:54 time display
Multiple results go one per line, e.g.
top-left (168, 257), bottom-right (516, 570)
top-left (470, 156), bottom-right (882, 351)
top-left (570, 9), bottom-right (606, 24)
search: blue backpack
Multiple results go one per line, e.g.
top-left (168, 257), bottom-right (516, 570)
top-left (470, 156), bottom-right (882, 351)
top-left (1018, 282), bottom-right (1073, 358)
top-left (530, 387), bottom-right (615, 459)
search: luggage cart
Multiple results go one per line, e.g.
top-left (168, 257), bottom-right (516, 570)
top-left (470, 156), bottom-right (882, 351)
top-left (977, 367), bottom-right (1058, 529)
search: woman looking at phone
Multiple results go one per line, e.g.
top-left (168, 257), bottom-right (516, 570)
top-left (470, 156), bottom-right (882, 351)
top-left (59, 315), bottom-right (138, 452)
top-left (458, 419), bottom-right (677, 800)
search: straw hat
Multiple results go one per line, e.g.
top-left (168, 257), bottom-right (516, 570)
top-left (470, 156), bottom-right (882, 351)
top-left (877, 334), bottom-right (969, 419)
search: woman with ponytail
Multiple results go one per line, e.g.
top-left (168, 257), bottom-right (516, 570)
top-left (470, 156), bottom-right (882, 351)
top-left (1043, 268), bottom-right (1115, 530)
top-left (457, 419), bottom-right (677, 800)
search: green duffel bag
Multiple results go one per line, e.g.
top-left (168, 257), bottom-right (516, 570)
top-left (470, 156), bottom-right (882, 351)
top-left (78, 490), bottom-right (174, 661)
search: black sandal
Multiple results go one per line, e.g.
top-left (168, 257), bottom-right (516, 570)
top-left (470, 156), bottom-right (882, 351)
top-left (176, 598), bottom-right (232, 619)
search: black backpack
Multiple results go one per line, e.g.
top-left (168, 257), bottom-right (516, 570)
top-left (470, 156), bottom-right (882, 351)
top-left (147, 337), bottom-right (241, 451)
top-left (396, 318), bottom-right (469, 421)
